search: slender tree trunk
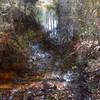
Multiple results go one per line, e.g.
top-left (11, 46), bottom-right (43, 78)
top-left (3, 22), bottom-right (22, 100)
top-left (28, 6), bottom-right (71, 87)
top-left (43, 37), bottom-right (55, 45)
top-left (52, 13), bottom-right (55, 34)
top-left (74, 55), bottom-right (92, 100)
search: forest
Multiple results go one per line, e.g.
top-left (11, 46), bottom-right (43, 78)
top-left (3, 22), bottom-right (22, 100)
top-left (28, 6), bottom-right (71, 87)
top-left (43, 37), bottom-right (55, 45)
top-left (0, 0), bottom-right (100, 100)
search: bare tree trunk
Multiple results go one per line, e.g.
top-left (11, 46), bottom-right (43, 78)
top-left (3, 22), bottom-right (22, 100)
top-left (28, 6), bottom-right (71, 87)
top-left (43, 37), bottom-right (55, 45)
top-left (52, 13), bottom-right (55, 34)
top-left (74, 55), bottom-right (92, 100)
